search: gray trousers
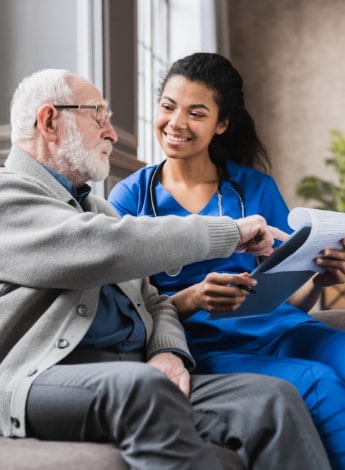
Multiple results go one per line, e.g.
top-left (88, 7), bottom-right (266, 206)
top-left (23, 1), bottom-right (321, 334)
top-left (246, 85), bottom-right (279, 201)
top-left (25, 352), bottom-right (330, 470)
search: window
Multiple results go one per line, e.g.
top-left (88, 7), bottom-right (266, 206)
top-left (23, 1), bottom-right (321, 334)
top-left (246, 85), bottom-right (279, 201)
top-left (137, 0), bottom-right (216, 166)
top-left (137, 0), bottom-right (169, 165)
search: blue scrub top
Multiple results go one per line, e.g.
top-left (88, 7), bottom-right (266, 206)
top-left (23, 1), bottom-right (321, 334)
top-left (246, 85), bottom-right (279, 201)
top-left (109, 161), bottom-right (312, 362)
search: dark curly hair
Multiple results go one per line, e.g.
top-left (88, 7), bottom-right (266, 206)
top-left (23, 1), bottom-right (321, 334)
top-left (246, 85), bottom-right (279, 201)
top-left (157, 52), bottom-right (270, 171)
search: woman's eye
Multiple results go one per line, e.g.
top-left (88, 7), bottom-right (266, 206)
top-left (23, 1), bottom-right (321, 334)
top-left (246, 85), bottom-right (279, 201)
top-left (161, 103), bottom-right (173, 111)
top-left (190, 112), bottom-right (204, 118)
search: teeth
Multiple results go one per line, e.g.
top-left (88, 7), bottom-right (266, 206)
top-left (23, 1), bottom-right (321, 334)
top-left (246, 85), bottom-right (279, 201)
top-left (166, 134), bottom-right (189, 142)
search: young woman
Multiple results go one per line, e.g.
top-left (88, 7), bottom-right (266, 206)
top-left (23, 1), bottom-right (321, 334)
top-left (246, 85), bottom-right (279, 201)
top-left (109, 52), bottom-right (345, 468)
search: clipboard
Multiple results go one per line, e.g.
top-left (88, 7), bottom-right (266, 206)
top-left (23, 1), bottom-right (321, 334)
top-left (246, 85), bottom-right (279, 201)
top-left (210, 225), bottom-right (316, 318)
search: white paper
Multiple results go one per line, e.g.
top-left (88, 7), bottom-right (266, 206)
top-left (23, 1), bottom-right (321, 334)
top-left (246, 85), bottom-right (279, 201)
top-left (267, 207), bottom-right (345, 274)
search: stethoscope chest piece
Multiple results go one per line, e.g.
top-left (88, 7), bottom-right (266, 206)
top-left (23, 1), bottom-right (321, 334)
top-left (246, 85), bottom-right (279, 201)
top-left (164, 266), bottom-right (182, 277)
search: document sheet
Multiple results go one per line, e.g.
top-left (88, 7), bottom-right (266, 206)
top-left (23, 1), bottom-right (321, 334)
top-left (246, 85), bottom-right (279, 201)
top-left (210, 207), bottom-right (345, 318)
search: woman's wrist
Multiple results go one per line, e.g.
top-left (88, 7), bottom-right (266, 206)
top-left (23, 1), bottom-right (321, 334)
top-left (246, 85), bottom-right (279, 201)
top-left (312, 273), bottom-right (328, 290)
top-left (172, 285), bottom-right (199, 319)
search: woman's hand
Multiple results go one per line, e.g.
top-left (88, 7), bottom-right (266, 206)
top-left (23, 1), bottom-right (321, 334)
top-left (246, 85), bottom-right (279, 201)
top-left (172, 272), bottom-right (257, 318)
top-left (289, 238), bottom-right (345, 311)
top-left (313, 238), bottom-right (345, 287)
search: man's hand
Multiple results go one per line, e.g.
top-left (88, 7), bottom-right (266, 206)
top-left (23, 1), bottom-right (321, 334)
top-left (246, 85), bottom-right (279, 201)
top-left (235, 215), bottom-right (289, 256)
top-left (147, 352), bottom-right (190, 397)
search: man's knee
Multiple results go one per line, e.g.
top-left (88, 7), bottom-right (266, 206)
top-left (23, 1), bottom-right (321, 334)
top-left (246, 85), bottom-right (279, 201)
top-left (103, 362), bottom-right (175, 391)
top-left (98, 361), bottom-right (185, 409)
top-left (250, 374), bottom-right (301, 403)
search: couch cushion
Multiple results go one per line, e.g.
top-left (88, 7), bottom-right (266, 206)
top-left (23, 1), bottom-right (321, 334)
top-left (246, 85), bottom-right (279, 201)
top-left (310, 309), bottom-right (345, 330)
top-left (0, 438), bottom-right (128, 470)
top-left (0, 437), bottom-right (244, 470)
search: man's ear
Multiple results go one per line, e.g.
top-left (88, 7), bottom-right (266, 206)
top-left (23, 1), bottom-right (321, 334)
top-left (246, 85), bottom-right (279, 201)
top-left (216, 118), bottom-right (229, 135)
top-left (36, 105), bottom-right (59, 141)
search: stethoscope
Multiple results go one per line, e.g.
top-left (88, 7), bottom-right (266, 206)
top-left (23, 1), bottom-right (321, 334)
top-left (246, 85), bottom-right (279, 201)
top-left (149, 160), bottom-right (245, 276)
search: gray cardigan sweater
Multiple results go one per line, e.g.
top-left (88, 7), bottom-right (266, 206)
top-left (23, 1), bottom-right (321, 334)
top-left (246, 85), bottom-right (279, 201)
top-left (0, 145), bottom-right (240, 437)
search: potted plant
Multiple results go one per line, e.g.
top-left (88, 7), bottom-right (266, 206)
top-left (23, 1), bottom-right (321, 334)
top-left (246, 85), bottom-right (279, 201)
top-left (296, 129), bottom-right (345, 211)
top-left (296, 129), bottom-right (345, 309)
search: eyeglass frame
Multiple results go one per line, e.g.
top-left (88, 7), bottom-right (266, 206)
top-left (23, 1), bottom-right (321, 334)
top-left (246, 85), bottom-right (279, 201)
top-left (53, 104), bottom-right (112, 128)
top-left (34, 104), bottom-right (113, 128)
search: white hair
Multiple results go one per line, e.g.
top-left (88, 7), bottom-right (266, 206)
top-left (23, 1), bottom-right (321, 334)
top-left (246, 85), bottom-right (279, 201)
top-left (10, 68), bottom-right (75, 143)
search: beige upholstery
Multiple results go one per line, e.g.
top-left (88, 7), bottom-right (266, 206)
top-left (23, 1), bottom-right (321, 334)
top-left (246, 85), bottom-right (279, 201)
top-left (1, 309), bottom-right (344, 470)
top-left (310, 309), bottom-right (345, 329)
top-left (0, 438), bottom-right (129, 470)
top-left (0, 438), bottom-right (244, 470)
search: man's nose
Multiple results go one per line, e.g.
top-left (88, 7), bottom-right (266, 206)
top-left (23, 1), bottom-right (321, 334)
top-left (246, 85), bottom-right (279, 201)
top-left (104, 120), bottom-right (118, 143)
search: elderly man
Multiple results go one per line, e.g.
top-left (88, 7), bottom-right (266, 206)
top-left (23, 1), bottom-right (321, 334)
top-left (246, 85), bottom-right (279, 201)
top-left (0, 69), bottom-right (330, 469)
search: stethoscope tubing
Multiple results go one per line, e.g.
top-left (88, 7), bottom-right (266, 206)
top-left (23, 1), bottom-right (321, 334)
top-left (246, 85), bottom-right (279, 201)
top-left (148, 160), bottom-right (245, 276)
top-left (149, 160), bottom-right (245, 218)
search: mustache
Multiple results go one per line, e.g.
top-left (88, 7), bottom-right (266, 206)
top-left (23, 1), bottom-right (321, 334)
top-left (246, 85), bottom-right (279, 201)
top-left (97, 140), bottom-right (113, 156)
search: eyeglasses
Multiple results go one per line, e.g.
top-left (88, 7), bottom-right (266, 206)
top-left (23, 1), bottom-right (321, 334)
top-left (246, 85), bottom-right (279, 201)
top-left (53, 104), bottom-right (112, 128)
top-left (34, 104), bottom-right (113, 128)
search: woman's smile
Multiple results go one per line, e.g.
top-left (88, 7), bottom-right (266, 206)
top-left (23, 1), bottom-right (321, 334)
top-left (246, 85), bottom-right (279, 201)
top-left (163, 131), bottom-right (192, 143)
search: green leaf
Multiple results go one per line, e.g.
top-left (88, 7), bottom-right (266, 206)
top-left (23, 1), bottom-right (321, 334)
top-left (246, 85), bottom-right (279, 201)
top-left (295, 129), bottom-right (345, 212)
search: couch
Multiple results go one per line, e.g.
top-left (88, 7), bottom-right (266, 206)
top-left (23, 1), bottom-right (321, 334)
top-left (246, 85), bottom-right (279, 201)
top-left (1, 309), bottom-right (344, 470)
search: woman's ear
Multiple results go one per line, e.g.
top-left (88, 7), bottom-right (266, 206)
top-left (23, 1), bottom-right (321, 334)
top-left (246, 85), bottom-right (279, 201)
top-left (35, 105), bottom-right (59, 141)
top-left (216, 118), bottom-right (229, 135)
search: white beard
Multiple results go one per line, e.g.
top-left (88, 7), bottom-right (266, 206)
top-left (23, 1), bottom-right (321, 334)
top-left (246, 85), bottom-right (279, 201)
top-left (57, 113), bottom-right (112, 182)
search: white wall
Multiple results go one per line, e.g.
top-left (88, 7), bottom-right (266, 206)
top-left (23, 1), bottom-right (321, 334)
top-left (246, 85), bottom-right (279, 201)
top-left (0, 0), bottom-right (79, 125)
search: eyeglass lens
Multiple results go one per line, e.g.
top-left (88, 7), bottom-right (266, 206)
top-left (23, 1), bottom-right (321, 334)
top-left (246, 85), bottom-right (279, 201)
top-left (95, 105), bottom-right (112, 128)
